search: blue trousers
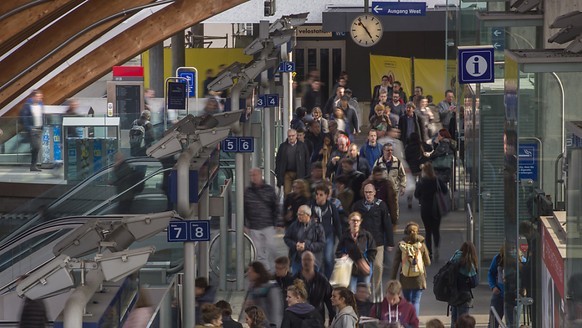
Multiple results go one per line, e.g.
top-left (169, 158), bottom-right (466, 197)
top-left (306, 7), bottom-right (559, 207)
top-left (402, 289), bottom-right (423, 316)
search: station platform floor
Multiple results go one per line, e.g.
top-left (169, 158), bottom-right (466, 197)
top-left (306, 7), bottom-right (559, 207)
top-left (216, 196), bottom-right (494, 328)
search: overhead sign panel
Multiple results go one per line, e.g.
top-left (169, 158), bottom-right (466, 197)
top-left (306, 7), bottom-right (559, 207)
top-left (458, 46), bottom-right (495, 84)
top-left (371, 2), bottom-right (427, 16)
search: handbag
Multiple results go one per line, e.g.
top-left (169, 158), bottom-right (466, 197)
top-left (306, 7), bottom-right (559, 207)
top-left (433, 179), bottom-right (450, 217)
top-left (329, 256), bottom-right (353, 287)
top-left (356, 258), bottom-right (371, 275)
top-left (432, 154), bottom-right (453, 169)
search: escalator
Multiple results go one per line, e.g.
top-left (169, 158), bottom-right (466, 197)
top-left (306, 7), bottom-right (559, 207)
top-left (0, 156), bottom-right (172, 247)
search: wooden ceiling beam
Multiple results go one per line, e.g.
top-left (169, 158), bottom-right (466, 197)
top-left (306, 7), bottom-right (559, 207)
top-left (0, 0), bottom-right (156, 108)
top-left (37, 0), bottom-right (248, 106)
top-left (0, 0), bottom-right (84, 55)
top-left (0, 0), bottom-right (33, 17)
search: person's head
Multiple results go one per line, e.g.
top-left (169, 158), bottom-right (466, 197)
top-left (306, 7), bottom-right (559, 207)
top-left (363, 182), bottom-right (376, 202)
top-left (65, 99), bottom-right (79, 112)
top-left (336, 86), bottom-right (345, 97)
top-left (141, 109), bottom-right (151, 120)
top-left (328, 120), bottom-right (338, 135)
top-left (314, 184), bottom-right (329, 206)
top-left (323, 133), bottom-right (333, 146)
top-left (311, 80), bottom-right (321, 91)
top-left (367, 129), bottom-right (378, 146)
top-left (335, 175), bottom-right (349, 192)
top-left (331, 287), bottom-right (357, 312)
top-left (297, 205), bottom-right (312, 224)
top-left (244, 305), bottom-right (267, 328)
top-left (349, 144), bottom-right (359, 159)
top-left (249, 168), bottom-right (263, 186)
top-left (445, 89), bottom-right (455, 103)
top-left (206, 68), bottom-right (214, 77)
top-left (391, 92), bottom-right (400, 103)
top-left (287, 128), bottom-right (298, 144)
top-left (384, 280), bottom-right (402, 305)
top-left (355, 283), bottom-right (371, 302)
top-left (420, 162), bottom-right (436, 179)
top-left (312, 107), bottom-right (323, 120)
top-left (405, 102), bottom-right (416, 116)
top-left (404, 222), bottom-right (420, 241)
top-left (455, 314), bottom-right (476, 328)
top-left (348, 212), bottom-right (363, 234)
top-left (292, 179), bottom-right (310, 198)
top-left (334, 106), bottom-right (345, 119)
top-left (30, 90), bottom-right (43, 104)
top-left (438, 128), bottom-right (452, 140)
top-left (420, 96), bottom-right (428, 108)
top-left (287, 279), bottom-right (308, 306)
top-left (215, 300), bottom-right (234, 317)
top-left (374, 104), bottom-right (385, 117)
top-left (426, 318), bottom-right (445, 328)
top-left (309, 120), bottom-right (322, 135)
top-left (379, 90), bottom-right (388, 104)
top-left (372, 165), bottom-right (387, 181)
top-left (274, 256), bottom-right (290, 278)
top-left (393, 81), bottom-right (402, 91)
top-left (381, 75), bottom-right (390, 86)
top-left (382, 143), bottom-right (393, 160)
top-left (311, 161), bottom-right (323, 179)
top-left (414, 86), bottom-right (423, 96)
top-left (295, 106), bottom-right (307, 119)
top-left (340, 94), bottom-right (350, 105)
top-left (201, 303), bottom-right (222, 326)
top-left (336, 134), bottom-right (350, 152)
top-left (248, 261), bottom-right (271, 285)
top-left (144, 88), bottom-right (155, 98)
top-left (459, 241), bottom-right (479, 272)
top-left (337, 77), bottom-right (347, 87)
top-left (340, 157), bottom-right (354, 174)
top-left (301, 251), bottom-right (316, 272)
top-left (195, 277), bottom-right (209, 296)
top-left (296, 128), bottom-right (306, 142)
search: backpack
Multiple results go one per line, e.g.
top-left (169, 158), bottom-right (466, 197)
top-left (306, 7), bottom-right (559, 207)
top-left (433, 261), bottom-right (466, 306)
top-left (300, 311), bottom-right (324, 328)
top-left (399, 241), bottom-right (424, 277)
top-left (129, 119), bottom-right (148, 153)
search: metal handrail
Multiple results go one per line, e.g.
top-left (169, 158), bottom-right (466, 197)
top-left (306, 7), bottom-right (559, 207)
top-left (466, 202), bottom-right (474, 243)
top-left (490, 306), bottom-right (507, 328)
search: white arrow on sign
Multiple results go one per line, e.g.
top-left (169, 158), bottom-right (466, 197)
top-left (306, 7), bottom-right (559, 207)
top-left (493, 42), bottom-right (503, 49)
top-left (493, 29), bottom-right (502, 37)
top-left (373, 5), bottom-right (382, 14)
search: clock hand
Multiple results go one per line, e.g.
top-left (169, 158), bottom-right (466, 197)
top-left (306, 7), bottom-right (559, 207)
top-left (361, 24), bottom-right (373, 40)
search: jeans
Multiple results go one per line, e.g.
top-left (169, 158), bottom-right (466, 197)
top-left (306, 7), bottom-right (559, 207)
top-left (372, 246), bottom-right (385, 302)
top-left (249, 226), bottom-right (277, 272)
top-left (402, 289), bottom-right (423, 316)
top-left (488, 292), bottom-right (515, 328)
top-left (349, 269), bottom-right (372, 293)
top-left (30, 129), bottom-right (42, 167)
top-left (451, 302), bottom-right (471, 328)
top-left (323, 235), bottom-right (336, 279)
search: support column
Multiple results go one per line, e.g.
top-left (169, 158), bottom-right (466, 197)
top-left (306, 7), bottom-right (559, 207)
top-left (171, 31), bottom-right (186, 74)
top-left (198, 189), bottom-right (210, 278)
top-left (148, 42), bottom-right (164, 96)
top-left (262, 70), bottom-right (272, 184)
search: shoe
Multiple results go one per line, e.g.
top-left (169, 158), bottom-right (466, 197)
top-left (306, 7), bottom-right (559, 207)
top-left (30, 166), bottom-right (42, 172)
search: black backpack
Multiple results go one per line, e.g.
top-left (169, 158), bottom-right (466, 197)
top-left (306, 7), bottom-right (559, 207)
top-left (129, 119), bottom-right (148, 155)
top-left (433, 261), bottom-right (460, 304)
top-left (301, 310), bottom-right (324, 328)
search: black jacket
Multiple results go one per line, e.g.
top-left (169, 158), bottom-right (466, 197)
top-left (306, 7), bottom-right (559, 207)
top-left (281, 303), bottom-right (324, 328)
top-left (244, 182), bottom-right (279, 229)
top-left (293, 271), bottom-right (336, 322)
top-left (352, 199), bottom-right (394, 247)
top-left (275, 140), bottom-right (311, 187)
top-left (283, 219), bottom-right (326, 264)
top-left (310, 200), bottom-right (342, 241)
top-left (336, 228), bottom-right (378, 277)
top-left (398, 113), bottom-right (427, 145)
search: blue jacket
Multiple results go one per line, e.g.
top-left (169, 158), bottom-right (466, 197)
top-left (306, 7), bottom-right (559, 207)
top-left (488, 253), bottom-right (504, 296)
top-left (360, 142), bottom-right (383, 169)
top-left (19, 99), bottom-right (44, 133)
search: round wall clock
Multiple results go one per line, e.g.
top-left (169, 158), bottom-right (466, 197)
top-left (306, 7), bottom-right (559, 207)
top-left (350, 14), bottom-right (383, 47)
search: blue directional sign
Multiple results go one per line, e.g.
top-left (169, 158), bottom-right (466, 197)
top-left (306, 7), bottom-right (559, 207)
top-left (491, 27), bottom-right (505, 51)
top-left (222, 137), bottom-right (239, 152)
top-left (278, 61), bottom-right (296, 72)
top-left (372, 1), bottom-right (426, 16)
top-left (518, 143), bottom-right (538, 182)
top-left (189, 221), bottom-right (211, 241)
top-left (238, 137), bottom-right (254, 153)
top-left (266, 94), bottom-right (279, 107)
top-left (458, 46), bottom-right (495, 84)
top-left (257, 95), bottom-right (266, 108)
top-left (167, 221), bottom-right (189, 242)
top-left (178, 71), bottom-right (196, 97)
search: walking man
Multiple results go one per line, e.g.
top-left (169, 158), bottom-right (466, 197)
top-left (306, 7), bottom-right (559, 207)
top-left (19, 90), bottom-right (44, 171)
top-left (275, 129), bottom-right (311, 195)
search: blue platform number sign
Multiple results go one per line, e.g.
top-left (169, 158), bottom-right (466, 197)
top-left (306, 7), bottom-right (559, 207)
top-left (222, 137), bottom-right (238, 152)
top-left (266, 94), bottom-right (279, 107)
top-left (238, 137), bottom-right (254, 153)
top-left (279, 61), bottom-right (296, 72)
top-left (167, 221), bottom-right (188, 242)
top-left (256, 95), bottom-right (266, 108)
top-left (458, 46), bottom-right (495, 84)
top-left (178, 71), bottom-right (196, 97)
top-left (189, 221), bottom-right (211, 241)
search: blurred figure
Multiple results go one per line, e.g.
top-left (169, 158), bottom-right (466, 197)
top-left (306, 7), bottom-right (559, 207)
top-left (244, 305), bottom-right (270, 328)
top-left (455, 314), bottom-right (476, 328)
top-left (425, 318), bottom-right (445, 328)
top-left (355, 283), bottom-right (373, 317)
top-left (129, 110), bottom-right (154, 157)
top-left (111, 152), bottom-right (137, 214)
top-left (122, 289), bottom-right (153, 328)
top-left (63, 98), bottom-right (82, 138)
top-left (17, 275), bottom-right (47, 328)
top-left (195, 277), bottom-right (217, 324)
top-left (247, 261), bottom-right (284, 327)
top-left (274, 256), bottom-right (294, 308)
top-left (197, 97), bottom-right (220, 130)
top-left (19, 90), bottom-right (44, 172)
top-left (144, 88), bottom-right (155, 111)
top-left (195, 303), bottom-right (222, 328)
top-left (216, 300), bottom-right (243, 328)
top-left (283, 179), bottom-right (311, 227)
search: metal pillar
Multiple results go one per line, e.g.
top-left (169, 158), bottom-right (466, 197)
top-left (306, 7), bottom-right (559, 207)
top-left (219, 180), bottom-right (231, 290)
top-left (63, 270), bottom-right (105, 328)
top-left (148, 42), bottom-right (164, 96)
top-left (198, 188), bottom-right (210, 278)
top-left (262, 70), bottom-right (272, 184)
top-left (281, 42), bottom-right (292, 133)
top-left (231, 84), bottom-right (246, 290)
top-left (171, 31), bottom-right (186, 74)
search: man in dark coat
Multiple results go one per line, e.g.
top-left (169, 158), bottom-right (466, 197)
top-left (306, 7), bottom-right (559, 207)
top-left (284, 205), bottom-right (325, 274)
top-left (293, 251), bottom-right (336, 323)
top-left (275, 129), bottom-right (311, 195)
top-left (398, 102), bottom-right (428, 147)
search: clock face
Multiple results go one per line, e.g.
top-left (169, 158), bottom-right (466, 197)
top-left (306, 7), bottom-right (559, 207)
top-left (350, 14), bottom-right (383, 47)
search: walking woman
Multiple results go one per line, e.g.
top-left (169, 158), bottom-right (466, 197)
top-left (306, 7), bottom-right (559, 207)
top-left (404, 132), bottom-right (430, 208)
top-left (414, 162), bottom-right (448, 259)
top-left (281, 279), bottom-right (324, 328)
top-left (390, 222), bottom-right (431, 316)
top-left (247, 261), bottom-right (284, 327)
top-left (449, 241), bottom-right (479, 327)
top-left (330, 287), bottom-right (359, 328)
top-left (429, 129), bottom-right (456, 183)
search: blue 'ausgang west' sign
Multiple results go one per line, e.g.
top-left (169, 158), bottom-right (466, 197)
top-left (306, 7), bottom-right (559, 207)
top-left (371, 2), bottom-right (427, 16)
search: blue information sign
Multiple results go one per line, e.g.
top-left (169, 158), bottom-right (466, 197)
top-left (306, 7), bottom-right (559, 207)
top-left (372, 1), bottom-right (426, 16)
top-left (257, 95), bottom-right (266, 108)
top-left (278, 61), bottom-right (296, 72)
top-left (238, 137), bottom-right (254, 153)
top-left (491, 28), bottom-right (505, 51)
top-left (518, 143), bottom-right (538, 182)
top-left (167, 221), bottom-right (189, 242)
top-left (167, 221), bottom-right (210, 242)
top-left (458, 46), bottom-right (495, 84)
top-left (178, 72), bottom-right (196, 97)
top-left (222, 137), bottom-right (239, 152)
top-left (266, 94), bottom-right (279, 107)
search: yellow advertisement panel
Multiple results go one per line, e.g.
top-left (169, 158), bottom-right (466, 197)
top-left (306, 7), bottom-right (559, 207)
top-left (370, 55), bottom-right (412, 98)
top-left (414, 58), bottom-right (456, 101)
top-left (143, 48), bottom-right (252, 96)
